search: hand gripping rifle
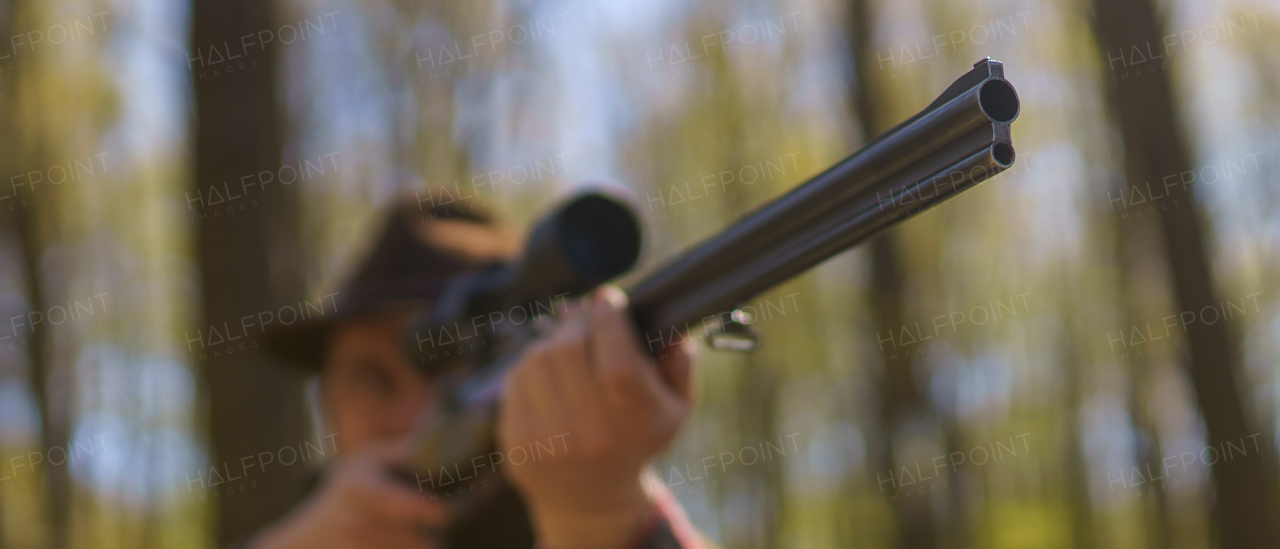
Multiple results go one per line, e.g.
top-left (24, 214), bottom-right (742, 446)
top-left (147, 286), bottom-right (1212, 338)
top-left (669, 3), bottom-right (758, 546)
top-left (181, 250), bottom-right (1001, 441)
top-left (403, 57), bottom-right (1019, 516)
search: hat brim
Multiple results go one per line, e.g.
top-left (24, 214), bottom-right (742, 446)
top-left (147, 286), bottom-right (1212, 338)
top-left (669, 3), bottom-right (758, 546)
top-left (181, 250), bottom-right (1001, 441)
top-left (263, 271), bottom-right (509, 372)
top-left (262, 194), bottom-right (515, 373)
top-left (264, 269), bottom-right (465, 370)
top-left (261, 299), bottom-right (413, 372)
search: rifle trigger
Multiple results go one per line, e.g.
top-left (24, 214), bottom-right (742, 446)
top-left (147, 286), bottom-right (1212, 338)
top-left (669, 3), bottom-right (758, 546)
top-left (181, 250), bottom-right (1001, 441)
top-left (707, 308), bottom-right (759, 352)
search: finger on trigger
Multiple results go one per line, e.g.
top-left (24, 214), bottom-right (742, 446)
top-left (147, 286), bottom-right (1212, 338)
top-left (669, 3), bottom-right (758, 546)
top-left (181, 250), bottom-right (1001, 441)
top-left (359, 467), bottom-right (450, 526)
top-left (358, 439), bottom-right (414, 469)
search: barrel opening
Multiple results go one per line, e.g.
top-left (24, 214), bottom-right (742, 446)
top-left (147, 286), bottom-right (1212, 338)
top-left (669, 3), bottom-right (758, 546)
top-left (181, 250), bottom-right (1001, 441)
top-left (993, 143), bottom-right (1015, 167)
top-left (979, 79), bottom-right (1020, 123)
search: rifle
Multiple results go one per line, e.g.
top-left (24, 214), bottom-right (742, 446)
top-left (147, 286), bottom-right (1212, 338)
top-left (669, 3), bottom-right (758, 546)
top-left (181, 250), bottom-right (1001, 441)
top-left (404, 57), bottom-right (1019, 509)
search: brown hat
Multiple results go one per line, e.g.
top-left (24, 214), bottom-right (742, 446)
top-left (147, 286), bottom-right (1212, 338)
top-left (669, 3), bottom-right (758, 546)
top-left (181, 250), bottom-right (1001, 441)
top-left (264, 195), bottom-right (516, 371)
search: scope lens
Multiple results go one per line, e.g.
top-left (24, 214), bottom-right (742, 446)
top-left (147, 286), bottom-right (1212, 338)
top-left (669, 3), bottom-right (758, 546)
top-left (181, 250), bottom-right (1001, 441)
top-left (559, 195), bottom-right (642, 279)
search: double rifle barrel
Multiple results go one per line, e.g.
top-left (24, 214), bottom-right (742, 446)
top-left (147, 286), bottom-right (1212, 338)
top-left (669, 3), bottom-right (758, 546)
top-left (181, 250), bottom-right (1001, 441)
top-left (629, 57), bottom-right (1019, 344)
top-left (408, 58), bottom-right (1020, 482)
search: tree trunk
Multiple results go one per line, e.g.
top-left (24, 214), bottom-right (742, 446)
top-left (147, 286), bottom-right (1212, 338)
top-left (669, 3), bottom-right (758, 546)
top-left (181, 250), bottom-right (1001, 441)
top-left (14, 165), bottom-right (68, 549)
top-left (2, 0), bottom-right (70, 546)
top-left (189, 0), bottom-right (311, 544)
top-left (1089, 0), bottom-right (1280, 546)
top-left (1114, 222), bottom-right (1173, 549)
top-left (1056, 308), bottom-right (1096, 549)
top-left (847, 1), bottom-right (940, 547)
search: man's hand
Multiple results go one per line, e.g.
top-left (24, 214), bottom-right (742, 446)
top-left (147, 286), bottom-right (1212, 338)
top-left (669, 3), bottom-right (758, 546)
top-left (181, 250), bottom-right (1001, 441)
top-left (250, 443), bottom-right (449, 549)
top-left (498, 285), bottom-right (697, 549)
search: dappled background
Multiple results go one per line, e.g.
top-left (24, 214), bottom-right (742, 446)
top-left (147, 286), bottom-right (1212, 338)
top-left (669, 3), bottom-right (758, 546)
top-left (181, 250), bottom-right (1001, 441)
top-left (1, 0), bottom-right (1279, 547)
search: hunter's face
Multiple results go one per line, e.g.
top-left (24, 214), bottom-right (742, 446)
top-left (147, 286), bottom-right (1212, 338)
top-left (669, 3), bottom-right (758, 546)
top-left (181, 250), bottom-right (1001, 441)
top-left (321, 310), bottom-right (434, 453)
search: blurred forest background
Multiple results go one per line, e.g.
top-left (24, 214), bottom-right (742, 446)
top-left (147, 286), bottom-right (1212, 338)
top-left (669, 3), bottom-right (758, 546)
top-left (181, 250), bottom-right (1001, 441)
top-left (1, 0), bottom-right (1279, 547)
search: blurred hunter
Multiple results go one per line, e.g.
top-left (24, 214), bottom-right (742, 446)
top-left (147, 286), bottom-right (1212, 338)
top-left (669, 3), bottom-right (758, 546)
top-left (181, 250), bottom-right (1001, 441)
top-left (252, 195), bottom-right (713, 549)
